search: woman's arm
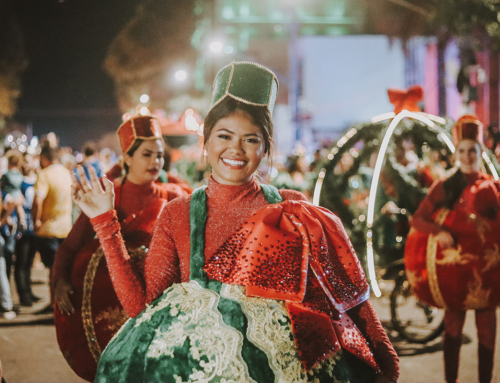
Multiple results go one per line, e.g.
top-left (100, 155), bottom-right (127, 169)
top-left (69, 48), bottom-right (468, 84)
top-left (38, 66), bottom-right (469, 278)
top-left (347, 301), bottom-right (399, 382)
top-left (91, 206), bottom-right (181, 317)
top-left (411, 179), bottom-right (446, 235)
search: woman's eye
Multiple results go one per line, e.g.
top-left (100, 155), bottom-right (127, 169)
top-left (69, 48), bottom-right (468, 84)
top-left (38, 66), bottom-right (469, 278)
top-left (246, 138), bottom-right (259, 144)
top-left (218, 134), bottom-right (231, 140)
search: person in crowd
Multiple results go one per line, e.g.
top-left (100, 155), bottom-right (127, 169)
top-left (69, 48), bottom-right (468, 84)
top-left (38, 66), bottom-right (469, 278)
top-left (72, 62), bottom-right (398, 383)
top-left (81, 142), bottom-right (103, 180)
top-left (0, 150), bottom-right (26, 231)
top-left (409, 114), bottom-right (499, 383)
top-left (32, 145), bottom-right (73, 308)
top-left (0, 195), bottom-right (17, 320)
top-left (99, 147), bottom-right (116, 173)
top-left (60, 152), bottom-right (77, 172)
top-left (52, 113), bottom-right (189, 381)
top-left (14, 152), bottom-right (39, 306)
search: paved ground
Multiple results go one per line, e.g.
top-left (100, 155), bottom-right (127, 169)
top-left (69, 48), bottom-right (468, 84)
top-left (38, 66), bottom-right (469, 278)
top-left (1, 268), bottom-right (500, 382)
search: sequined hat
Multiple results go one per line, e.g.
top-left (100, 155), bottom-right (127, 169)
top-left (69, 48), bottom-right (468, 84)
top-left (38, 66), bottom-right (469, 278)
top-left (209, 61), bottom-right (279, 115)
top-left (117, 115), bottom-right (163, 154)
top-left (452, 114), bottom-right (484, 146)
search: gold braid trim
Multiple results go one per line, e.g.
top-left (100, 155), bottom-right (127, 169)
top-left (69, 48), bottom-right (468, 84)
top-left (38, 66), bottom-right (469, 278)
top-left (82, 247), bottom-right (105, 363)
top-left (426, 209), bottom-right (449, 309)
top-left (82, 246), bottom-right (147, 364)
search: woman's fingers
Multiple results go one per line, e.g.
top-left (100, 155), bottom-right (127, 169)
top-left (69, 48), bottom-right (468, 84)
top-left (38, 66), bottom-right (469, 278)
top-left (88, 166), bottom-right (104, 193)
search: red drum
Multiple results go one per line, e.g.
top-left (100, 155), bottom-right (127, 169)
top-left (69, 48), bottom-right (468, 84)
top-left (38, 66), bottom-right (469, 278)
top-left (405, 182), bottom-right (500, 311)
top-left (55, 200), bottom-right (166, 382)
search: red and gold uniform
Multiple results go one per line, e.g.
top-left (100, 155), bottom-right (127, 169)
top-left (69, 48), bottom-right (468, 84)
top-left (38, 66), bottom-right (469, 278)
top-left (406, 114), bottom-right (500, 383)
top-left (53, 115), bottom-right (189, 382)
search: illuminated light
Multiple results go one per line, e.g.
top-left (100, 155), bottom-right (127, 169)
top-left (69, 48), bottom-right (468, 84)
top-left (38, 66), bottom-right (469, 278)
top-left (209, 41), bottom-right (223, 53)
top-left (224, 46), bottom-right (235, 54)
top-left (30, 136), bottom-right (38, 148)
top-left (19, 144), bottom-right (26, 153)
top-left (439, 133), bottom-right (455, 153)
top-left (140, 94), bottom-right (150, 103)
top-left (359, 215), bottom-right (366, 222)
top-left (365, 110), bottom-right (437, 295)
top-left (312, 167), bottom-right (326, 206)
top-left (349, 148), bottom-right (358, 157)
top-left (185, 115), bottom-right (199, 131)
top-left (76, 153), bottom-right (84, 162)
top-left (274, 25), bottom-right (283, 32)
top-left (366, 245), bottom-right (381, 297)
top-left (10, 142), bottom-right (16, 149)
top-left (400, 208), bottom-right (406, 214)
top-left (418, 112), bottom-right (446, 125)
top-left (371, 112), bottom-right (395, 123)
top-left (139, 106), bottom-right (149, 116)
top-left (396, 236), bottom-right (403, 242)
top-left (175, 70), bottom-right (188, 82)
top-left (331, 147), bottom-right (339, 154)
top-left (7, 135), bottom-right (13, 143)
top-left (16, 138), bottom-right (22, 145)
top-left (122, 113), bottom-right (133, 122)
top-left (352, 181), bottom-right (359, 189)
top-left (185, 108), bottom-right (194, 116)
top-left (482, 151), bottom-right (499, 180)
top-left (327, 153), bottom-right (334, 160)
top-left (21, 135), bottom-right (27, 142)
top-left (270, 167), bottom-right (279, 178)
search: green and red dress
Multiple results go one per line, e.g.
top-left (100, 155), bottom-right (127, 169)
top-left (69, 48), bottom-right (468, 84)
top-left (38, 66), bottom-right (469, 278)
top-left (90, 178), bottom-right (399, 382)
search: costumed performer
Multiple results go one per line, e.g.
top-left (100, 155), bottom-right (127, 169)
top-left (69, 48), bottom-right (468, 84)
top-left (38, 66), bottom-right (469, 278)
top-left (408, 114), bottom-right (500, 383)
top-left (73, 61), bottom-right (399, 383)
top-left (52, 113), bottom-right (188, 381)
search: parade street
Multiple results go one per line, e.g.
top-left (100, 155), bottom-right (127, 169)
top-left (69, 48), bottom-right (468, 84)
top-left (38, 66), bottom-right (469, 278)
top-left (1, 268), bottom-right (499, 383)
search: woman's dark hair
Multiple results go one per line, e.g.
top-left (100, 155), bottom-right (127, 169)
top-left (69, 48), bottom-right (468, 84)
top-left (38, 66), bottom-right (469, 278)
top-left (123, 138), bottom-right (169, 174)
top-left (442, 169), bottom-right (469, 209)
top-left (203, 97), bottom-right (274, 157)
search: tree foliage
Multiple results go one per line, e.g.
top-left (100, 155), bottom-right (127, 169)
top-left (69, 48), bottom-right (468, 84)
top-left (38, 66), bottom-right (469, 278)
top-left (104, 0), bottom-right (197, 111)
top-left (0, 0), bottom-right (28, 119)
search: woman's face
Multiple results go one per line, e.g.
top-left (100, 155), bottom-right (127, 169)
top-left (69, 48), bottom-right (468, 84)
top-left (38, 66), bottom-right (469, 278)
top-left (205, 110), bottom-right (265, 185)
top-left (125, 139), bottom-right (164, 184)
top-left (456, 139), bottom-right (481, 174)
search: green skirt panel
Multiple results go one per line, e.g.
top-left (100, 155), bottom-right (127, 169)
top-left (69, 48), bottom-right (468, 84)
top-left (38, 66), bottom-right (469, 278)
top-left (95, 281), bottom-right (376, 383)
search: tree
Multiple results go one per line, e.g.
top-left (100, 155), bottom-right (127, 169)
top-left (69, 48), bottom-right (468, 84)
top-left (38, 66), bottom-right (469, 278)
top-left (104, 0), bottom-right (197, 111)
top-left (0, 0), bottom-right (28, 122)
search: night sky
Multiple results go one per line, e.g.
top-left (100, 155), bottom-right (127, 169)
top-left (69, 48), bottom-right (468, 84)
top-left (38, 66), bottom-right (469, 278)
top-left (12, 0), bottom-right (139, 149)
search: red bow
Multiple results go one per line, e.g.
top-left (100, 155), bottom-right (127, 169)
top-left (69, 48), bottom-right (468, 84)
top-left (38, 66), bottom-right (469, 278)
top-left (388, 85), bottom-right (423, 114)
top-left (204, 200), bottom-right (379, 371)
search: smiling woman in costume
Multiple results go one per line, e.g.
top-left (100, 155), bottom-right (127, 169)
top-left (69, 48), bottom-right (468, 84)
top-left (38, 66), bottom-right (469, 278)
top-left (72, 62), bottom-right (399, 383)
top-left (407, 114), bottom-right (500, 383)
top-left (52, 114), bottom-right (188, 381)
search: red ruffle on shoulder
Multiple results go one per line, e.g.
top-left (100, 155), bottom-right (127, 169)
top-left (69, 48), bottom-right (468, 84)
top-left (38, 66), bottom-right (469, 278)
top-left (204, 200), bottom-right (376, 371)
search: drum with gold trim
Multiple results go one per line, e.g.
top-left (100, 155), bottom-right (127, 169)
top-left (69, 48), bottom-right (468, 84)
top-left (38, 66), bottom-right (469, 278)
top-left (54, 200), bottom-right (166, 382)
top-left (405, 206), bottom-right (500, 311)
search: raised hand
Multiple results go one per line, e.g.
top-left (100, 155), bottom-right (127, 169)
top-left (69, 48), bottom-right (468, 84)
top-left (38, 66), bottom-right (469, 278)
top-left (71, 165), bottom-right (115, 219)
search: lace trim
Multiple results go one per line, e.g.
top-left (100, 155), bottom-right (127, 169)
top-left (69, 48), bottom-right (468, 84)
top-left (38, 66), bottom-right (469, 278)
top-left (220, 283), bottom-right (341, 382)
top-left (135, 280), bottom-right (255, 383)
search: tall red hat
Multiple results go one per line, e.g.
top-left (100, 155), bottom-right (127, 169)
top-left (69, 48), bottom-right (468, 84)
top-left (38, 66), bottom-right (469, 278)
top-left (452, 114), bottom-right (483, 146)
top-left (117, 115), bottom-right (163, 154)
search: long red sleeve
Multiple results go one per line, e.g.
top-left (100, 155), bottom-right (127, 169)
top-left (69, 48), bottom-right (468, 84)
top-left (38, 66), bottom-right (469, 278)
top-left (347, 300), bottom-right (399, 382)
top-left (411, 179), bottom-right (446, 234)
top-left (52, 212), bottom-right (96, 283)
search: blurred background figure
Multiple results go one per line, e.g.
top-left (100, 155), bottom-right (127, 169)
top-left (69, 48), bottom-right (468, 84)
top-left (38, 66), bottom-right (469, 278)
top-left (32, 145), bottom-right (73, 310)
top-left (81, 141), bottom-right (103, 180)
top-left (14, 152), bottom-right (39, 307)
